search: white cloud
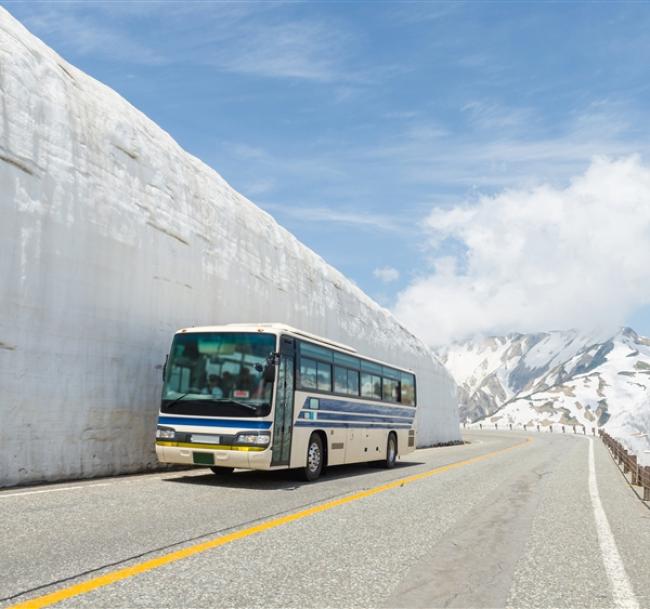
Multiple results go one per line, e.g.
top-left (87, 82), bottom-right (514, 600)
top-left (10, 3), bottom-right (356, 82)
top-left (393, 156), bottom-right (650, 345)
top-left (373, 266), bottom-right (400, 283)
top-left (18, 9), bottom-right (164, 65)
top-left (242, 178), bottom-right (276, 196)
top-left (232, 144), bottom-right (268, 161)
top-left (208, 19), bottom-right (349, 82)
top-left (262, 203), bottom-right (407, 233)
top-left (461, 100), bottom-right (536, 131)
top-left (363, 99), bottom-right (650, 192)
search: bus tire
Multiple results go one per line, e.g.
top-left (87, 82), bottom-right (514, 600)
top-left (210, 466), bottom-right (234, 476)
top-left (383, 433), bottom-right (397, 469)
top-left (301, 433), bottom-right (324, 481)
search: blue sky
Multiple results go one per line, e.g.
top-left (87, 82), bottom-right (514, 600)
top-left (6, 1), bottom-right (650, 342)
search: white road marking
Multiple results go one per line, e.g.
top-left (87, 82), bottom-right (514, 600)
top-left (0, 470), bottom-right (201, 499)
top-left (588, 438), bottom-right (639, 609)
top-left (0, 483), bottom-right (111, 498)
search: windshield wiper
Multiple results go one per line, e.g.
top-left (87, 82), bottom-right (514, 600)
top-left (164, 393), bottom-right (190, 409)
top-left (213, 399), bottom-right (265, 412)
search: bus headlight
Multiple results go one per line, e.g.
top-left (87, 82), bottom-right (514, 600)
top-left (156, 426), bottom-right (175, 439)
top-left (235, 433), bottom-right (270, 446)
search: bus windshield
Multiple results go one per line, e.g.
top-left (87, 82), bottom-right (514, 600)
top-left (161, 332), bottom-right (277, 417)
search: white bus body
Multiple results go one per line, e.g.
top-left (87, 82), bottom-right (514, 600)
top-left (156, 324), bottom-right (417, 480)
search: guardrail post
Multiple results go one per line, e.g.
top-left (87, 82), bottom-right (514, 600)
top-left (630, 456), bottom-right (639, 485)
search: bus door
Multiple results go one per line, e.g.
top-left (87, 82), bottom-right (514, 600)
top-left (271, 336), bottom-right (295, 466)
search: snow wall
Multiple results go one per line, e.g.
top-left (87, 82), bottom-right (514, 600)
top-left (0, 9), bottom-right (460, 487)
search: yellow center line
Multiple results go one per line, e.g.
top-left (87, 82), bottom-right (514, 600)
top-left (9, 436), bottom-right (532, 609)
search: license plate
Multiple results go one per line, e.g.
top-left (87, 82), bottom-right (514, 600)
top-left (192, 452), bottom-right (214, 465)
top-left (192, 434), bottom-right (221, 444)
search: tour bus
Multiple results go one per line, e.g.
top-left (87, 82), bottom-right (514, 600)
top-left (155, 323), bottom-right (417, 480)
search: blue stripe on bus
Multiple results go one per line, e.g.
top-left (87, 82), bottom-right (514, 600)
top-left (295, 421), bottom-right (412, 429)
top-left (303, 397), bottom-right (416, 417)
top-left (158, 416), bottom-right (272, 430)
top-left (299, 411), bottom-right (414, 425)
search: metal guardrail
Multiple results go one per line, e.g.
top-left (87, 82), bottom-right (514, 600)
top-left (462, 423), bottom-right (650, 502)
top-left (599, 430), bottom-right (650, 502)
top-left (462, 421), bottom-right (598, 435)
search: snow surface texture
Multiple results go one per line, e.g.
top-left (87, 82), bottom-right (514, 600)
top-left (0, 9), bottom-right (459, 487)
top-left (437, 328), bottom-right (650, 461)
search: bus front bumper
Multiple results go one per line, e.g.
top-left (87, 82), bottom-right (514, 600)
top-left (156, 441), bottom-right (273, 470)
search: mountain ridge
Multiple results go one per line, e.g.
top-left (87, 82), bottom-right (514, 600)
top-left (436, 327), bottom-right (650, 455)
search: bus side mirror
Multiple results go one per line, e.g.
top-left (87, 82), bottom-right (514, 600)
top-left (263, 364), bottom-right (276, 382)
top-left (261, 351), bottom-right (279, 382)
top-left (162, 354), bottom-right (168, 381)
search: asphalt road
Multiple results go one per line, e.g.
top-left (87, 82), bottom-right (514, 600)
top-left (1, 431), bottom-right (649, 609)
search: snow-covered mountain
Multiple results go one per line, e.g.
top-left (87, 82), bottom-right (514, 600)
top-left (436, 328), bottom-right (650, 454)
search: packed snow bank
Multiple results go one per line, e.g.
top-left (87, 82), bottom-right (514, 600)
top-left (0, 8), bottom-right (459, 486)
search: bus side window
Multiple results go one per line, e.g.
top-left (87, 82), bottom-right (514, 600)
top-left (361, 373), bottom-right (381, 399)
top-left (401, 373), bottom-right (415, 406)
top-left (316, 361), bottom-right (332, 391)
top-left (348, 369), bottom-right (359, 396)
top-left (382, 377), bottom-right (400, 402)
top-left (334, 367), bottom-right (360, 396)
top-left (300, 358), bottom-right (317, 389)
top-left (334, 366), bottom-right (347, 393)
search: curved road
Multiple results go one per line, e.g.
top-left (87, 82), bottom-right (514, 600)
top-left (1, 431), bottom-right (648, 608)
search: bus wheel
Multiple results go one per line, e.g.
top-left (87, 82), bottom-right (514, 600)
top-left (210, 466), bottom-right (234, 476)
top-left (302, 433), bottom-right (324, 481)
top-left (383, 433), bottom-right (397, 469)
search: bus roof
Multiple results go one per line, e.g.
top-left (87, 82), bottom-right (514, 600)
top-left (174, 323), bottom-right (415, 375)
